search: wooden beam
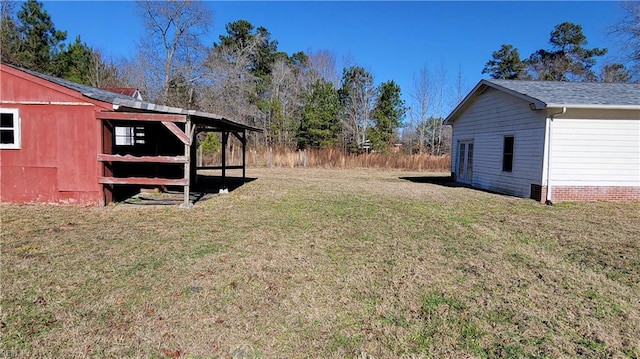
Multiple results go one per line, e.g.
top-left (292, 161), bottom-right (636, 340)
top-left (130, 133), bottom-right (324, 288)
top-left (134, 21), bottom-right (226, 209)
top-left (97, 154), bottom-right (187, 163)
top-left (231, 131), bottom-right (245, 143)
top-left (99, 177), bottom-right (188, 186)
top-left (196, 165), bottom-right (244, 170)
top-left (96, 111), bottom-right (186, 123)
top-left (162, 121), bottom-right (190, 145)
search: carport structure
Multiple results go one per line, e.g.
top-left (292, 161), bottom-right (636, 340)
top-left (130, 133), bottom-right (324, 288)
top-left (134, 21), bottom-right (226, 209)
top-left (96, 105), bottom-right (260, 208)
top-left (1, 63), bottom-right (259, 207)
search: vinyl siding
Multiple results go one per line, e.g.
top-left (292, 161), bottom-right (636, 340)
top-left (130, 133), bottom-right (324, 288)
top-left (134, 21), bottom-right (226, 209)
top-left (549, 117), bottom-right (640, 186)
top-left (451, 88), bottom-right (546, 197)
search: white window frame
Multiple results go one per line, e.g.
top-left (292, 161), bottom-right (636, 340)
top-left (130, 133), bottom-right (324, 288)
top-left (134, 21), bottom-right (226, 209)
top-left (0, 108), bottom-right (21, 149)
top-left (115, 126), bottom-right (134, 146)
top-left (457, 140), bottom-right (474, 184)
top-left (114, 125), bottom-right (145, 146)
top-left (502, 135), bottom-right (515, 173)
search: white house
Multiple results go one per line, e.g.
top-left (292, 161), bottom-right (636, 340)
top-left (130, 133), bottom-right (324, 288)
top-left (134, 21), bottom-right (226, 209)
top-left (444, 79), bottom-right (640, 203)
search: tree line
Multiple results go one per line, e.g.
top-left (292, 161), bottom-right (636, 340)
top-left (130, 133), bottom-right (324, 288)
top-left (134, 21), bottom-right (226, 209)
top-left (2, 1), bottom-right (638, 156)
top-left (0, 0), bottom-right (412, 154)
top-left (481, 16), bottom-right (640, 82)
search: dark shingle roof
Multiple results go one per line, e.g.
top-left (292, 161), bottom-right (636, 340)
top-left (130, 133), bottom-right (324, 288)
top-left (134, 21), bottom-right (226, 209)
top-left (487, 79), bottom-right (640, 107)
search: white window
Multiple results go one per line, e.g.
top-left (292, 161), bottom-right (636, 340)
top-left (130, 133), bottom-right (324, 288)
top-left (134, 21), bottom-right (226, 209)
top-left (502, 135), bottom-right (514, 172)
top-left (0, 108), bottom-right (21, 149)
top-left (114, 126), bottom-right (145, 146)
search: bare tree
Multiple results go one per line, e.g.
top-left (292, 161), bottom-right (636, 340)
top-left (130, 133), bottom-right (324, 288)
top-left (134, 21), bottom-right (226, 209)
top-left (305, 49), bottom-right (340, 88)
top-left (266, 57), bottom-right (306, 147)
top-left (106, 52), bottom-right (154, 100)
top-left (454, 64), bottom-right (467, 105)
top-left (410, 65), bottom-right (451, 155)
top-left (136, 0), bottom-right (211, 106)
top-left (340, 66), bottom-right (375, 151)
top-left (201, 34), bottom-right (262, 131)
top-left (430, 65), bottom-right (448, 155)
top-left (600, 63), bottom-right (632, 83)
top-left (410, 67), bottom-right (430, 154)
top-left (612, 2), bottom-right (640, 79)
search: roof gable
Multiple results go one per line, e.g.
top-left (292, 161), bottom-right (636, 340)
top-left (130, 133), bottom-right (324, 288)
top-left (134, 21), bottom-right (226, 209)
top-left (446, 79), bottom-right (640, 124)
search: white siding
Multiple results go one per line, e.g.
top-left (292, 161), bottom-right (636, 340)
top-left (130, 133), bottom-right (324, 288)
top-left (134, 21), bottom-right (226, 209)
top-left (549, 116), bottom-right (640, 186)
top-left (451, 88), bottom-right (547, 197)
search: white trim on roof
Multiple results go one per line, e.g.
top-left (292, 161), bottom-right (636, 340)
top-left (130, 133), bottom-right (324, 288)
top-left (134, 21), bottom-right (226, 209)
top-left (1, 100), bottom-right (92, 106)
top-left (546, 104), bottom-right (640, 110)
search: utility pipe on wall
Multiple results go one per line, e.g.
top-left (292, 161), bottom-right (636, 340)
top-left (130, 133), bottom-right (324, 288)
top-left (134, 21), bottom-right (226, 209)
top-left (545, 107), bottom-right (566, 205)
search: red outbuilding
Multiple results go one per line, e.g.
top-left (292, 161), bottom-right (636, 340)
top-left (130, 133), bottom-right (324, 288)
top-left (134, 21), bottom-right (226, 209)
top-left (0, 63), bottom-right (258, 207)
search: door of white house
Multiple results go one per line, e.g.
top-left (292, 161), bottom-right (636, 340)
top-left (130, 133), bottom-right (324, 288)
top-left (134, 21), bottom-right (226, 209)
top-left (457, 141), bottom-right (474, 184)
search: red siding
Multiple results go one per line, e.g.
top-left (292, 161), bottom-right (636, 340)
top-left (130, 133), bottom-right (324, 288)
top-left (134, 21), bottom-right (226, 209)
top-left (1, 106), bottom-right (58, 168)
top-left (0, 64), bottom-right (111, 205)
top-left (0, 167), bottom-right (59, 203)
top-left (55, 108), bottom-right (103, 191)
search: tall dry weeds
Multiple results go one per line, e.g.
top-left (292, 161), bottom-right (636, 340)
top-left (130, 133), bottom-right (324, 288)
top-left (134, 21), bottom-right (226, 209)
top-left (203, 147), bottom-right (451, 172)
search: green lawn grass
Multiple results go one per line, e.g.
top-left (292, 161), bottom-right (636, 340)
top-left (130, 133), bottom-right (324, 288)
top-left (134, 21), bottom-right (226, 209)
top-left (1, 168), bottom-right (639, 358)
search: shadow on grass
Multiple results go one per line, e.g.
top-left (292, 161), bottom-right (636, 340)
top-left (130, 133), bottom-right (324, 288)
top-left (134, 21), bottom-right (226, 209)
top-left (120, 174), bottom-right (256, 206)
top-left (192, 174), bottom-right (257, 194)
top-left (401, 175), bottom-right (543, 203)
top-left (399, 175), bottom-right (468, 188)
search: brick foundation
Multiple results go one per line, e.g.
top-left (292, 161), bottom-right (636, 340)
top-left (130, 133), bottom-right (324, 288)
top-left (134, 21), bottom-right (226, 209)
top-left (531, 185), bottom-right (640, 202)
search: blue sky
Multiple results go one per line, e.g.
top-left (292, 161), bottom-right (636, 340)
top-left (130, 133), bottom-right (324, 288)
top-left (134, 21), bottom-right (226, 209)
top-left (43, 1), bottom-right (626, 116)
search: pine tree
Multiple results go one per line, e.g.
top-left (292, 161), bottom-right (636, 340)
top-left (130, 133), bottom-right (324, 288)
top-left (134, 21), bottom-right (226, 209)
top-left (297, 80), bottom-right (341, 149)
top-left (369, 80), bottom-right (407, 153)
top-left (52, 36), bottom-right (95, 84)
top-left (14, 0), bottom-right (67, 73)
top-left (528, 22), bottom-right (606, 81)
top-left (0, 0), bottom-right (20, 65)
top-left (482, 44), bottom-right (530, 80)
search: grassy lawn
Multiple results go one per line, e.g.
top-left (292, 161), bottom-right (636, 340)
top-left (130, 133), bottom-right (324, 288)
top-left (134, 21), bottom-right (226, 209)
top-left (1, 168), bottom-right (639, 358)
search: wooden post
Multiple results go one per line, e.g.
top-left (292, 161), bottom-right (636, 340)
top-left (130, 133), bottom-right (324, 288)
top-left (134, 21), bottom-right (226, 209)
top-left (180, 118), bottom-right (193, 209)
top-left (231, 131), bottom-right (247, 183)
top-left (101, 120), bottom-right (114, 205)
top-left (242, 130), bottom-right (246, 181)
top-left (190, 129), bottom-right (198, 186)
top-left (221, 131), bottom-right (229, 192)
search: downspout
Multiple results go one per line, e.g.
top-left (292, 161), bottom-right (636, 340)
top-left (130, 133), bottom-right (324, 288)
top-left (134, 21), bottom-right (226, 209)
top-left (545, 107), bottom-right (566, 205)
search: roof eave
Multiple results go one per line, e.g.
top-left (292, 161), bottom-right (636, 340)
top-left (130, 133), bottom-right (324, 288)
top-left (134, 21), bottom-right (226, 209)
top-left (546, 104), bottom-right (640, 111)
top-left (107, 97), bottom-right (262, 132)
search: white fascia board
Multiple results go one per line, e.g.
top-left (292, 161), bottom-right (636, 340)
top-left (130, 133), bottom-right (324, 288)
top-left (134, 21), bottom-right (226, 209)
top-left (546, 104), bottom-right (640, 111)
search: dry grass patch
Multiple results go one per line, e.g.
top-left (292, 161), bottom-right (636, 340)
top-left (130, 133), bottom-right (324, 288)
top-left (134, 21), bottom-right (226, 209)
top-left (206, 147), bottom-right (451, 172)
top-left (1, 168), bottom-right (639, 358)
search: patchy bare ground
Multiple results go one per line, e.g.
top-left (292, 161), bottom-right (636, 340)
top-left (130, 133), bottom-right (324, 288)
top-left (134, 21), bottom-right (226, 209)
top-left (1, 168), bottom-right (639, 358)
